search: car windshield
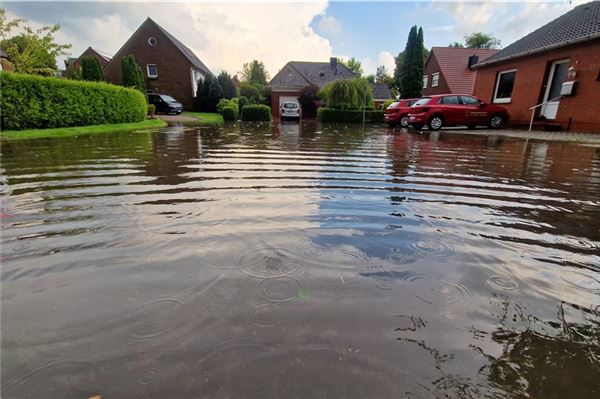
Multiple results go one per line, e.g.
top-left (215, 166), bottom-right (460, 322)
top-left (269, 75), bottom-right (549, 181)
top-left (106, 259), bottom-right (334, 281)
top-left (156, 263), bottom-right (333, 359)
top-left (283, 103), bottom-right (299, 109)
top-left (387, 102), bottom-right (401, 109)
top-left (412, 97), bottom-right (431, 106)
top-left (160, 95), bottom-right (177, 102)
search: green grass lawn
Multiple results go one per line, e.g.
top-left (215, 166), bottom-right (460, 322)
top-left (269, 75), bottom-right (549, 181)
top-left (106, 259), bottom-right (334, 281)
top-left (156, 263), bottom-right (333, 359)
top-left (1, 119), bottom-right (167, 140)
top-left (182, 112), bottom-right (224, 125)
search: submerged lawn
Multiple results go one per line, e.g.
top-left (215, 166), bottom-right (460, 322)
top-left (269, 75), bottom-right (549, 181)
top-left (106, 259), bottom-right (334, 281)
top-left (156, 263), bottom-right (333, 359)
top-left (1, 119), bottom-right (167, 140)
top-left (182, 112), bottom-right (224, 125)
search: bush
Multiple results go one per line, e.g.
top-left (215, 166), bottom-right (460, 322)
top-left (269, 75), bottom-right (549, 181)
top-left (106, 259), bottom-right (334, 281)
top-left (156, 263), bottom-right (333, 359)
top-left (81, 56), bottom-right (104, 82)
top-left (195, 74), bottom-right (221, 112)
top-left (319, 78), bottom-right (373, 110)
top-left (241, 104), bottom-right (271, 121)
top-left (147, 104), bottom-right (156, 117)
top-left (239, 83), bottom-right (262, 104)
top-left (298, 84), bottom-right (319, 117)
top-left (238, 96), bottom-right (249, 117)
top-left (381, 99), bottom-right (395, 109)
top-left (221, 105), bottom-right (238, 121)
top-left (317, 107), bottom-right (384, 123)
top-left (0, 72), bottom-right (147, 130)
top-left (121, 55), bottom-right (145, 94)
top-left (217, 97), bottom-right (238, 113)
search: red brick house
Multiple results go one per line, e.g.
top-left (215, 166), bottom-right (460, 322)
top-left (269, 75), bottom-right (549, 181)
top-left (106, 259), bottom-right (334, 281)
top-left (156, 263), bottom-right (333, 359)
top-left (473, 1), bottom-right (600, 132)
top-left (64, 47), bottom-right (112, 70)
top-left (103, 17), bottom-right (211, 110)
top-left (267, 58), bottom-right (355, 117)
top-left (423, 47), bottom-right (498, 96)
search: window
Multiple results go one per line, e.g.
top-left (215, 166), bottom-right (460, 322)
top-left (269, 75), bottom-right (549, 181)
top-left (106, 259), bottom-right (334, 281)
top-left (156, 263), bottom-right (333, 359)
top-left (413, 97), bottom-right (432, 107)
top-left (423, 75), bottom-right (428, 89)
top-left (439, 96), bottom-right (460, 104)
top-left (432, 72), bottom-right (440, 87)
top-left (148, 37), bottom-right (157, 47)
top-left (493, 70), bottom-right (516, 103)
top-left (461, 96), bottom-right (480, 105)
top-left (146, 64), bottom-right (158, 78)
top-left (407, 100), bottom-right (418, 106)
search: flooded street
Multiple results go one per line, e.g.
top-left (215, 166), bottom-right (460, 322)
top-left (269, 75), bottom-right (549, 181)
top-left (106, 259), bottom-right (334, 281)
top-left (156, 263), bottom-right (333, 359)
top-left (1, 122), bottom-right (599, 398)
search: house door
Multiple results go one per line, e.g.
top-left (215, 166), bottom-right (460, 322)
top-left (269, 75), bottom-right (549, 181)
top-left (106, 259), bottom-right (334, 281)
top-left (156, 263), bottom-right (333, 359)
top-left (540, 59), bottom-right (570, 120)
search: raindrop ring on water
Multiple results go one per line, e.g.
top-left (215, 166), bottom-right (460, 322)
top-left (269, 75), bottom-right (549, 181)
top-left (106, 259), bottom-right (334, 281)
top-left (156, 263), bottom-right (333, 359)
top-left (487, 275), bottom-right (519, 291)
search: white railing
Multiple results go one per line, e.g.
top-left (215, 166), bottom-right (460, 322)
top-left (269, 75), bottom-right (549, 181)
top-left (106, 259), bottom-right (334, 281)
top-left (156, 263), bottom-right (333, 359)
top-left (528, 96), bottom-right (562, 133)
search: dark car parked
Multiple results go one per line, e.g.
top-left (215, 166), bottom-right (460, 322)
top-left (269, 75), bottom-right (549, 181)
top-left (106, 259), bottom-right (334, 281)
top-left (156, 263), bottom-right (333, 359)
top-left (148, 94), bottom-right (183, 115)
top-left (407, 94), bottom-right (509, 130)
top-left (384, 98), bottom-right (420, 127)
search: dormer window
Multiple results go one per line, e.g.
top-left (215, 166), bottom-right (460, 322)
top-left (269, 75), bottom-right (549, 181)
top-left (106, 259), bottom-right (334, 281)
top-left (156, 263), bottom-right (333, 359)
top-left (148, 37), bottom-right (157, 47)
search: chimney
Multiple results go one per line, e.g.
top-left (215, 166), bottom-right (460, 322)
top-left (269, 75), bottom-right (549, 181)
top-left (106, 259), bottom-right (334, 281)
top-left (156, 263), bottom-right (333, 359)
top-left (468, 55), bottom-right (479, 70)
top-left (330, 57), bottom-right (337, 69)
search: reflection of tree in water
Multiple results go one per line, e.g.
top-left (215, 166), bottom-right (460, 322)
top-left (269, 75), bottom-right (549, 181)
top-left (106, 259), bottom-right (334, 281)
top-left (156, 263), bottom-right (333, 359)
top-left (482, 302), bottom-right (600, 398)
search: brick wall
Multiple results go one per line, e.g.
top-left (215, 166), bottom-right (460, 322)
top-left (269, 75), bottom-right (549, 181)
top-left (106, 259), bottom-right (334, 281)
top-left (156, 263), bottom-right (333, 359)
top-left (270, 90), bottom-right (301, 117)
top-left (423, 53), bottom-right (450, 96)
top-left (104, 22), bottom-right (196, 110)
top-left (473, 40), bottom-right (600, 132)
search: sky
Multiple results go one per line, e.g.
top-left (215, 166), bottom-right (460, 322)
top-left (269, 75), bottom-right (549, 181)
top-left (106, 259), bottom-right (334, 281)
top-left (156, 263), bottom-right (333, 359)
top-left (2, 1), bottom-right (585, 78)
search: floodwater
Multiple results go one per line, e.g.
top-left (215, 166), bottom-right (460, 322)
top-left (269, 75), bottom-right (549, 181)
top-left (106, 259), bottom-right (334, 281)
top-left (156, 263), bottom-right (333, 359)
top-left (1, 121), bottom-right (599, 398)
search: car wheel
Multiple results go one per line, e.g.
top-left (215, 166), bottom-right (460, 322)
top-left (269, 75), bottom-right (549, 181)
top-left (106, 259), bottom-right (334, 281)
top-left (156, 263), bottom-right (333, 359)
top-left (428, 115), bottom-right (444, 131)
top-left (400, 115), bottom-right (409, 128)
top-left (489, 114), bottom-right (505, 129)
top-left (467, 125), bottom-right (476, 130)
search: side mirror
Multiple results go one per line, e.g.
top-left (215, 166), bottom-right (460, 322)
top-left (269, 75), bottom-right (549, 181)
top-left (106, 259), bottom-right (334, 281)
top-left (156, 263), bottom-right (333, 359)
top-left (479, 102), bottom-right (488, 107)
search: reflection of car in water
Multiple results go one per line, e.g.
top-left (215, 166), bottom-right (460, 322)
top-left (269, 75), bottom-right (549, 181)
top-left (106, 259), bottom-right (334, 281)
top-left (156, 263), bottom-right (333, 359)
top-left (280, 101), bottom-right (301, 120)
top-left (408, 94), bottom-right (509, 130)
top-left (148, 93), bottom-right (183, 115)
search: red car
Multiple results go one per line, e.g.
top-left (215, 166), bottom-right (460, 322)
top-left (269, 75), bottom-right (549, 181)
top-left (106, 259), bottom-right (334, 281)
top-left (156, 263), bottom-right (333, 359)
top-left (407, 94), bottom-right (509, 130)
top-left (384, 98), bottom-right (419, 127)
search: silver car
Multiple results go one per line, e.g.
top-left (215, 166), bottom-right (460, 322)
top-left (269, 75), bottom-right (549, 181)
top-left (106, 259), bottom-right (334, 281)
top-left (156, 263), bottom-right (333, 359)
top-left (280, 101), bottom-right (301, 119)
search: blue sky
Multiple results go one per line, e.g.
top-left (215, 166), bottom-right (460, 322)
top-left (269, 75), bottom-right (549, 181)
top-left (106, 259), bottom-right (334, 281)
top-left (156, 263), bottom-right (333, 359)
top-left (2, 1), bottom-right (581, 76)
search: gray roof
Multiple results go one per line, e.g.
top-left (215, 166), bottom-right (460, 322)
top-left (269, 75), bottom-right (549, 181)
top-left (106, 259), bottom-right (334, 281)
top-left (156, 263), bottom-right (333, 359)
top-left (150, 18), bottom-right (211, 75)
top-left (370, 83), bottom-right (392, 100)
top-left (268, 61), bottom-right (356, 89)
top-left (477, 1), bottom-right (600, 67)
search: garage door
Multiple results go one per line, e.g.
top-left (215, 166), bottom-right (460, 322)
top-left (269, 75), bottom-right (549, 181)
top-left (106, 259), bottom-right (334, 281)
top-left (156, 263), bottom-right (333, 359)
top-left (279, 96), bottom-right (299, 107)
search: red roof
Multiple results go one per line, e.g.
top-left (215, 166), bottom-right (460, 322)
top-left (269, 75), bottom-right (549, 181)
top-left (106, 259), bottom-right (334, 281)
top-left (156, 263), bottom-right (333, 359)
top-left (429, 47), bottom-right (499, 94)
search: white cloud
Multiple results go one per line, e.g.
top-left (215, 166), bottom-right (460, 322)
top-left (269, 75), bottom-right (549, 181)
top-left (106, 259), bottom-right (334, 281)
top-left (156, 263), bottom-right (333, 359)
top-left (378, 51), bottom-right (396, 75)
top-left (361, 57), bottom-right (376, 76)
top-left (317, 14), bottom-right (341, 36)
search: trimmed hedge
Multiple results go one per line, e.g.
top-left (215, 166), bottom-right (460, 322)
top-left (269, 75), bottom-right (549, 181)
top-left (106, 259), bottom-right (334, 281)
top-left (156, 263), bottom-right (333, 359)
top-left (241, 104), bottom-right (271, 122)
top-left (1, 72), bottom-right (147, 130)
top-left (317, 107), bottom-right (384, 123)
top-left (221, 106), bottom-right (238, 121)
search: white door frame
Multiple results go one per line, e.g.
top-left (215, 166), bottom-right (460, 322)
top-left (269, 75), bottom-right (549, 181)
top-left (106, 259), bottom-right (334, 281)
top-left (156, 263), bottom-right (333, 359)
top-left (540, 58), bottom-right (569, 120)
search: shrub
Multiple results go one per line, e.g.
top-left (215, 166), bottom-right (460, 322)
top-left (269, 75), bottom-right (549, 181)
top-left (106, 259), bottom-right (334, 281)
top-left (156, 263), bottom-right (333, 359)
top-left (121, 55), bottom-right (145, 94)
top-left (217, 97), bottom-right (238, 113)
top-left (221, 105), bottom-right (238, 121)
top-left (298, 85), bottom-right (319, 117)
top-left (238, 96), bottom-right (249, 117)
top-left (317, 107), bottom-right (384, 123)
top-left (381, 99), bottom-right (395, 109)
top-left (217, 71), bottom-right (237, 99)
top-left (0, 72), bottom-right (147, 130)
top-left (147, 104), bottom-right (156, 117)
top-left (81, 56), bottom-right (104, 82)
top-left (195, 74), bottom-right (221, 112)
top-left (239, 83), bottom-right (262, 104)
top-left (241, 104), bottom-right (271, 121)
top-left (319, 78), bottom-right (373, 110)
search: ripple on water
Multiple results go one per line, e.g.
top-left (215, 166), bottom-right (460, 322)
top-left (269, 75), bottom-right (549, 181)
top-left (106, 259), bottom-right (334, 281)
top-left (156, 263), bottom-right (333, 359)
top-left (250, 303), bottom-right (283, 327)
top-left (561, 270), bottom-right (600, 293)
top-left (407, 275), bottom-right (471, 306)
top-left (127, 297), bottom-right (186, 339)
top-left (487, 275), bottom-right (519, 291)
top-left (239, 247), bottom-right (306, 279)
top-left (257, 276), bottom-right (304, 303)
top-left (409, 239), bottom-right (454, 257)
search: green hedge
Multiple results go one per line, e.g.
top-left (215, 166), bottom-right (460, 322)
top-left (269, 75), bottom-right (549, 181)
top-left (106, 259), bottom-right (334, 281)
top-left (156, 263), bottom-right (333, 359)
top-left (241, 104), bottom-right (271, 121)
top-left (317, 107), bottom-right (384, 123)
top-left (1, 72), bottom-right (147, 130)
top-left (221, 105), bottom-right (238, 121)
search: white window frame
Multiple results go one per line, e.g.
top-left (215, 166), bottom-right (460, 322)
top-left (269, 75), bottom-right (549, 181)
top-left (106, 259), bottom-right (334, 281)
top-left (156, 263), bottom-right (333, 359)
top-left (431, 72), bottom-right (440, 87)
top-left (423, 75), bottom-right (428, 89)
top-left (493, 69), bottom-right (516, 104)
top-left (146, 64), bottom-right (158, 78)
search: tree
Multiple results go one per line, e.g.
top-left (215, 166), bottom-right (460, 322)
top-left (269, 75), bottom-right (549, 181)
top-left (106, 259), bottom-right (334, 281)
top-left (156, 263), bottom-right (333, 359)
top-left (319, 78), bottom-right (372, 110)
top-left (393, 50), bottom-right (405, 95)
top-left (240, 60), bottom-right (269, 85)
top-left (195, 74), bottom-right (221, 112)
top-left (298, 84), bottom-right (319, 117)
top-left (400, 25), bottom-right (425, 98)
top-left (365, 75), bottom-right (375, 83)
top-left (0, 9), bottom-right (71, 76)
top-left (464, 32), bottom-right (501, 49)
top-left (338, 57), bottom-right (363, 78)
top-left (81, 56), bottom-right (104, 81)
top-left (217, 71), bottom-right (237, 99)
top-left (239, 82), bottom-right (263, 104)
top-left (121, 55), bottom-right (146, 94)
top-left (375, 65), bottom-right (393, 85)
top-left (64, 63), bottom-right (82, 80)
top-left (448, 41), bottom-right (464, 48)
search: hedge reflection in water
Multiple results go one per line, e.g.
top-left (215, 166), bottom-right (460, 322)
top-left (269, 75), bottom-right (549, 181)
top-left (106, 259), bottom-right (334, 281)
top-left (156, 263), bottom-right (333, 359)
top-left (1, 120), bottom-right (599, 398)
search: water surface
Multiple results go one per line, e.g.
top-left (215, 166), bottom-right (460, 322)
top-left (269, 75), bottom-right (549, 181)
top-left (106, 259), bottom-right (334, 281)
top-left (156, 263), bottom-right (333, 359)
top-left (2, 122), bottom-right (599, 398)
